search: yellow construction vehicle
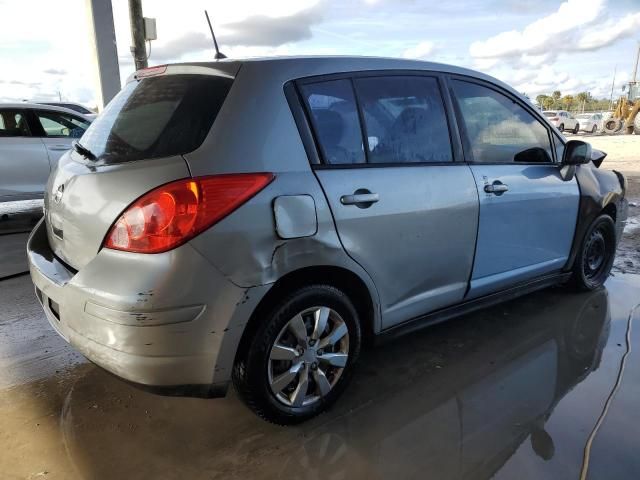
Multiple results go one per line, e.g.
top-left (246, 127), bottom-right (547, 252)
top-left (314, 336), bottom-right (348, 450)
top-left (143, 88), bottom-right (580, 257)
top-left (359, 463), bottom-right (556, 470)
top-left (603, 44), bottom-right (640, 135)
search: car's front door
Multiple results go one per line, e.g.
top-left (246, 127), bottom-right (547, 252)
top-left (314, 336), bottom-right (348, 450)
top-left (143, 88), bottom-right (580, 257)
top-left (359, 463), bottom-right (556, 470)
top-left (449, 78), bottom-right (579, 299)
top-left (298, 75), bottom-right (479, 328)
top-left (0, 109), bottom-right (50, 200)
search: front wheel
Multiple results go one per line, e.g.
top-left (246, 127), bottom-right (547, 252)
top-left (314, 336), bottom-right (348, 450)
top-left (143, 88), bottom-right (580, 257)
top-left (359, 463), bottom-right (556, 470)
top-left (569, 215), bottom-right (616, 290)
top-left (233, 285), bottom-right (361, 425)
top-left (573, 123), bottom-right (579, 134)
top-left (559, 123), bottom-right (565, 132)
top-left (592, 125), bottom-right (597, 134)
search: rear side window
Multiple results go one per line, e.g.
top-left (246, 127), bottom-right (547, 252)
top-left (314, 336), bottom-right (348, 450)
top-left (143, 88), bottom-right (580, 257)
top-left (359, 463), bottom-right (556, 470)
top-left (354, 76), bottom-right (452, 163)
top-left (34, 110), bottom-right (90, 138)
top-left (80, 74), bottom-right (232, 163)
top-left (452, 80), bottom-right (553, 164)
top-left (300, 79), bottom-right (365, 165)
top-left (0, 110), bottom-right (30, 137)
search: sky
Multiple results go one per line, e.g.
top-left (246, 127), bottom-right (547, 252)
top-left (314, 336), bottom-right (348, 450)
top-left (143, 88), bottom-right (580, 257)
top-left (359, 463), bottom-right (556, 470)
top-left (1, 0), bottom-right (639, 107)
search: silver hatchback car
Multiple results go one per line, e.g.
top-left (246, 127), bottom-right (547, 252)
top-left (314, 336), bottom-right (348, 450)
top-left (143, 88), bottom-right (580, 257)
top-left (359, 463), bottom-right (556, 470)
top-left (28, 57), bottom-right (627, 424)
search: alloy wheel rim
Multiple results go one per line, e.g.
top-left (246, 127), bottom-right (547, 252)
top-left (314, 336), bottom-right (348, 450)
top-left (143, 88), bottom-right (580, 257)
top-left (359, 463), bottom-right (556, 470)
top-left (268, 306), bottom-right (349, 407)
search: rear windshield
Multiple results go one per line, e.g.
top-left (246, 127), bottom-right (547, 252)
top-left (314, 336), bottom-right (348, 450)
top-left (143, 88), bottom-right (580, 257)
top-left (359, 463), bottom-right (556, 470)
top-left (79, 74), bottom-right (232, 163)
top-left (543, 111), bottom-right (557, 117)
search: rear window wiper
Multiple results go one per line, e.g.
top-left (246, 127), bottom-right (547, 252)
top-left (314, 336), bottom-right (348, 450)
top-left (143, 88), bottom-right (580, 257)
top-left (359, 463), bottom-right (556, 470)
top-left (72, 141), bottom-right (96, 161)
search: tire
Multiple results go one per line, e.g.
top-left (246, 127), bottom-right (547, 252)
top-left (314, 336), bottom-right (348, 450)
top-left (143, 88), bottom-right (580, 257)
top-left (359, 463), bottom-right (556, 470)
top-left (591, 125), bottom-right (597, 134)
top-left (573, 123), bottom-right (579, 134)
top-left (603, 118), bottom-right (622, 134)
top-left (233, 284), bottom-right (362, 425)
top-left (569, 215), bottom-right (616, 291)
top-left (559, 123), bottom-right (564, 132)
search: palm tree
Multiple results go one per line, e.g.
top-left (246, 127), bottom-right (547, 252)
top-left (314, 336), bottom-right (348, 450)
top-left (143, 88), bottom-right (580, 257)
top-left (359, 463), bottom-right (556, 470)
top-left (576, 92), bottom-right (588, 113)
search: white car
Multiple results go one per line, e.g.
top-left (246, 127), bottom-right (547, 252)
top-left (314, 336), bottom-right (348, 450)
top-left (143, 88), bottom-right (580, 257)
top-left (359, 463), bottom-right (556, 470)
top-left (0, 103), bottom-right (91, 200)
top-left (37, 101), bottom-right (97, 120)
top-left (576, 113), bottom-right (603, 134)
top-left (543, 110), bottom-right (579, 134)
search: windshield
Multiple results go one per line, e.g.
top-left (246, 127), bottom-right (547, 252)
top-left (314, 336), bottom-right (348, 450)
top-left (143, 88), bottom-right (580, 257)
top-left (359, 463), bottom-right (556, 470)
top-left (79, 74), bottom-right (232, 164)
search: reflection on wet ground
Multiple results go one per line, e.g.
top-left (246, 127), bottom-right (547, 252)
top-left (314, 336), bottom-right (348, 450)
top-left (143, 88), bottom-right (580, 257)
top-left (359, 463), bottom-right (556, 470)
top-left (0, 198), bottom-right (42, 278)
top-left (0, 274), bottom-right (639, 479)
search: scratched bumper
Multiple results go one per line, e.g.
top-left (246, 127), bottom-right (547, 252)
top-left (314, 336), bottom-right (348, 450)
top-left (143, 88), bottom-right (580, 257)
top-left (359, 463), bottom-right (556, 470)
top-left (27, 218), bottom-right (268, 391)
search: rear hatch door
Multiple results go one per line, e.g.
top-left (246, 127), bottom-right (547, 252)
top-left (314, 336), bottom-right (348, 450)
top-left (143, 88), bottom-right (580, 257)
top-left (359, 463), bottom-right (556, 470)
top-left (45, 64), bottom-right (238, 270)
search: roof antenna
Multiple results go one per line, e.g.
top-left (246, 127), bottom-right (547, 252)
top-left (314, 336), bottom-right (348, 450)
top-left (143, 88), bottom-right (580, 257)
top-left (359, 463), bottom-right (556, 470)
top-left (205, 10), bottom-right (227, 60)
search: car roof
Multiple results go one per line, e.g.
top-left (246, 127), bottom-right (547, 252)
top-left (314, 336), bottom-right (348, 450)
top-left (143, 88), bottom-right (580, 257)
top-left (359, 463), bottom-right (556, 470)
top-left (142, 56), bottom-right (529, 102)
top-left (0, 102), bottom-right (90, 118)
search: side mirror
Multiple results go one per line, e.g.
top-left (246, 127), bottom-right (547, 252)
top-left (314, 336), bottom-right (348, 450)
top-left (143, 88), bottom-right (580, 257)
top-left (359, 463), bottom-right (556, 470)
top-left (562, 140), bottom-right (592, 165)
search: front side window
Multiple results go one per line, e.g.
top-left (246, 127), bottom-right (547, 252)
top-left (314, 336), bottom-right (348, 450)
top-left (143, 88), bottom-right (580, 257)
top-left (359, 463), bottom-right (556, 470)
top-left (452, 80), bottom-right (553, 164)
top-left (35, 111), bottom-right (90, 138)
top-left (0, 110), bottom-right (30, 137)
top-left (300, 79), bottom-right (365, 165)
top-left (354, 76), bottom-right (452, 163)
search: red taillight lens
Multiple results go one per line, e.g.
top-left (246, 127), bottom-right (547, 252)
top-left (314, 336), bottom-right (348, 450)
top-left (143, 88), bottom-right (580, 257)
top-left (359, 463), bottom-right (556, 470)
top-left (104, 173), bottom-right (274, 253)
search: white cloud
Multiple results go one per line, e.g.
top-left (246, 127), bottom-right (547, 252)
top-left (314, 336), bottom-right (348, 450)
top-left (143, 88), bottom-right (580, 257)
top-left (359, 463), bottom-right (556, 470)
top-left (402, 41), bottom-right (436, 59)
top-left (470, 0), bottom-right (608, 63)
top-left (578, 12), bottom-right (640, 50)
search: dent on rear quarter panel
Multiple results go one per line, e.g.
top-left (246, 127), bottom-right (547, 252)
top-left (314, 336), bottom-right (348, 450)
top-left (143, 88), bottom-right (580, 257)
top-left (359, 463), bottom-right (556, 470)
top-left (564, 164), bottom-right (625, 271)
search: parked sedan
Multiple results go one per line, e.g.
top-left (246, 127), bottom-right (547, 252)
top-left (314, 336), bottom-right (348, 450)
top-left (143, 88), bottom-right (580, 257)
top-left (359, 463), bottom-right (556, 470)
top-left (543, 110), bottom-right (580, 133)
top-left (28, 58), bottom-right (627, 425)
top-left (0, 103), bottom-right (91, 200)
top-left (577, 113), bottom-right (603, 133)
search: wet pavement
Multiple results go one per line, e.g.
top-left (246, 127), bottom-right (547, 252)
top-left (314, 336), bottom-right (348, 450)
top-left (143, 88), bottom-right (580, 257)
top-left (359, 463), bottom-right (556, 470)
top-left (0, 273), bottom-right (639, 479)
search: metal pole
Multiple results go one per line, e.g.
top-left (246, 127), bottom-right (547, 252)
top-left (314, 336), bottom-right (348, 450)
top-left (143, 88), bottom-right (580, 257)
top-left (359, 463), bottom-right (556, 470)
top-left (632, 42), bottom-right (640, 84)
top-left (609, 65), bottom-right (617, 111)
top-left (128, 0), bottom-right (148, 70)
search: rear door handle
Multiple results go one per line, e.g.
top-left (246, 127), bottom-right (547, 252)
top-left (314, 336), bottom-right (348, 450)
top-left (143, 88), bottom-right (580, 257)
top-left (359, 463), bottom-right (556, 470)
top-left (340, 190), bottom-right (379, 208)
top-left (484, 181), bottom-right (509, 195)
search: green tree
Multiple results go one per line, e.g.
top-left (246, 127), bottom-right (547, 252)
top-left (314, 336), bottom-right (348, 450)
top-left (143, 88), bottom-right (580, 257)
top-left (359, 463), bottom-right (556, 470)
top-left (536, 94), bottom-right (549, 109)
top-left (552, 90), bottom-right (562, 109)
top-left (576, 92), bottom-right (588, 113)
top-left (562, 95), bottom-right (574, 111)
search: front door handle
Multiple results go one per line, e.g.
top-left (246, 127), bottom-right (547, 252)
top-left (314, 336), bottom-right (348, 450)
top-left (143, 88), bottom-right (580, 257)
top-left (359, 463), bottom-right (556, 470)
top-left (484, 181), bottom-right (509, 196)
top-left (340, 189), bottom-right (379, 208)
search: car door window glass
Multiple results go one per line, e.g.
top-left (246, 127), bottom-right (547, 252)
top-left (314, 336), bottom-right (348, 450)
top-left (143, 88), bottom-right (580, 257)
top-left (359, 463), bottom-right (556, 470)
top-left (34, 111), bottom-right (90, 138)
top-left (300, 79), bottom-right (365, 165)
top-left (452, 80), bottom-right (553, 164)
top-left (0, 110), bottom-right (30, 137)
top-left (355, 76), bottom-right (452, 163)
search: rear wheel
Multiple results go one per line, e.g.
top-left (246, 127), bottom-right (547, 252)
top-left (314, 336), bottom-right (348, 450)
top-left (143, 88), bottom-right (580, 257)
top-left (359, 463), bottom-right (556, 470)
top-left (233, 285), bottom-right (361, 425)
top-left (569, 215), bottom-right (616, 291)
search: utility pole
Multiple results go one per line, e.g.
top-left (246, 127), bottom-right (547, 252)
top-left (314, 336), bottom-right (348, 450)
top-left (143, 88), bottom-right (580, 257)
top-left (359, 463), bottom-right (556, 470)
top-left (609, 65), bottom-right (617, 111)
top-left (128, 0), bottom-right (148, 70)
top-left (632, 42), bottom-right (640, 84)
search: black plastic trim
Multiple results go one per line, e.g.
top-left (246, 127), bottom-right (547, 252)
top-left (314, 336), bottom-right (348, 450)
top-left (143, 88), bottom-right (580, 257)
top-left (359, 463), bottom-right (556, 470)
top-left (376, 271), bottom-right (571, 343)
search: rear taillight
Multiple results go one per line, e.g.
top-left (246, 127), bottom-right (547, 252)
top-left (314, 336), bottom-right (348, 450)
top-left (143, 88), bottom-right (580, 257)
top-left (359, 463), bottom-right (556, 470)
top-left (104, 173), bottom-right (274, 253)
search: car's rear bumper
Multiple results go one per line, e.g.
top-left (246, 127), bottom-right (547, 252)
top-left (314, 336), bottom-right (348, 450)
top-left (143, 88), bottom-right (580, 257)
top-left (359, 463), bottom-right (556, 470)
top-left (27, 218), bottom-right (269, 396)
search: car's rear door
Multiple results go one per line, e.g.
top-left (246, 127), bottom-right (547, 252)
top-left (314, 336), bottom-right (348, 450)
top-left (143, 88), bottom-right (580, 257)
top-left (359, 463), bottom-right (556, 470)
top-left (448, 77), bottom-right (579, 299)
top-left (298, 73), bottom-right (479, 329)
top-left (0, 108), bottom-right (50, 200)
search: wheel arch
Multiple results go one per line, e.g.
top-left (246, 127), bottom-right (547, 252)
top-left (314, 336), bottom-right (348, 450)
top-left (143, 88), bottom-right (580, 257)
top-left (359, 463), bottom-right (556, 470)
top-left (234, 265), bottom-right (379, 367)
top-left (564, 165), bottom-right (624, 272)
